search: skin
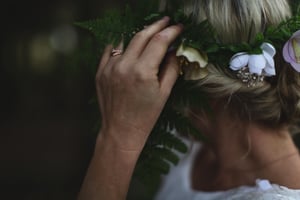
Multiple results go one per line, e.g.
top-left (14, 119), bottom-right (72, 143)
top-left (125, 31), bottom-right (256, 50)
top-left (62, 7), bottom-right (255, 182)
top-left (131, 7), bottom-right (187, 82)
top-left (189, 104), bottom-right (300, 191)
top-left (78, 15), bottom-right (300, 200)
top-left (78, 17), bottom-right (183, 200)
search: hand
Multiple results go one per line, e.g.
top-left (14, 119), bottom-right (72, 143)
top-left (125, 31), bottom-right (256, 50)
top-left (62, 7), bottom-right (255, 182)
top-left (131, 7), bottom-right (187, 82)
top-left (96, 17), bottom-right (183, 151)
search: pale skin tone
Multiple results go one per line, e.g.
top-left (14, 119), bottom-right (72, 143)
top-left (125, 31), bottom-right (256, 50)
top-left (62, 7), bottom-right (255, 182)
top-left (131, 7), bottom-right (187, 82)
top-left (78, 17), bottom-right (183, 200)
top-left (189, 104), bottom-right (300, 191)
top-left (78, 16), bottom-right (300, 200)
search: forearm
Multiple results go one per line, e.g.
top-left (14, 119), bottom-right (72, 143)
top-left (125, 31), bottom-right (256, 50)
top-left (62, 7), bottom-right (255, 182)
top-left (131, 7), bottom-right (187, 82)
top-left (78, 130), bottom-right (144, 200)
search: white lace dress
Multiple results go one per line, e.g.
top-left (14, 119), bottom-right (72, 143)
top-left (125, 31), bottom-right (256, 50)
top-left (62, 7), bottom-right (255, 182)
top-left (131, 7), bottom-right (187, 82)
top-left (155, 142), bottom-right (300, 200)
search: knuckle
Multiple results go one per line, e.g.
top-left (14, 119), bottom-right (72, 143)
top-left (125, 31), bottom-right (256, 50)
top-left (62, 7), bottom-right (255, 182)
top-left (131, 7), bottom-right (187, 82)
top-left (116, 58), bottom-right (127, 69)
top-left (134, 30), bottom-right (148, 39)
top-left (112, 66), bottom-right (124, 77)
top-left (134, 70), bottom-right (154, 84)
top-left (132, 68), bottom-right (148, 82)
top-left (111, 62), bottom-right (129, 79)
top-left (152, 32), bottom-right (168, 42)
top-left (131, 68), bottom-right (145, 80)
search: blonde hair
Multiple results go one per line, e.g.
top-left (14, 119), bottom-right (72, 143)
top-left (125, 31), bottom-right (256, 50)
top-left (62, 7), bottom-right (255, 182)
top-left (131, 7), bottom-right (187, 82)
top-left (184, 0), bottom-right (291, 43)
top-left (182, 0), bottom-right (300, 131)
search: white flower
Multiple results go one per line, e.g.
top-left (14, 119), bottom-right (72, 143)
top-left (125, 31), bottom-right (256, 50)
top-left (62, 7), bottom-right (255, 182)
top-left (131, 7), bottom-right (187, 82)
top-left (229, 42), bottom-right (276, 76)
top-left (176, 44), bottom-right (208, 80)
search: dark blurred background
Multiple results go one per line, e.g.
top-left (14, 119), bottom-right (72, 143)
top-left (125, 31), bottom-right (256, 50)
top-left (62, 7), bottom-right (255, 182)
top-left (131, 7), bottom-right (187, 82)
top-left (0, 0), bottom-right (136, 199)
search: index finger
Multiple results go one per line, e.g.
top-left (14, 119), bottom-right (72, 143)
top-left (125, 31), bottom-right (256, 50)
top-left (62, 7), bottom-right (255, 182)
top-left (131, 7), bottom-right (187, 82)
top-left (123, 16), bottom-right (170, 59)
top-left (139, 24), bottom-right (183, 69)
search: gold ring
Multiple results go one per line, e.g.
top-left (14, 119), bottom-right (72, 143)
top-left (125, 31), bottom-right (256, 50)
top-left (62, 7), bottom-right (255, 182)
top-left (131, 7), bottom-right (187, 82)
top-left (111, 49), bottom-right (123, 57)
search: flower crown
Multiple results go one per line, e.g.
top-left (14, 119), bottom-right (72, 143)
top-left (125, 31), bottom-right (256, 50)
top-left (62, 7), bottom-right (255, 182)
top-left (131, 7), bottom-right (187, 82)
top-left (176, 27), bottom-right (300, 87)
top-left (170, 13), bottom-right (300, 87)
top-left (77, 5), bottom-right (300, 87)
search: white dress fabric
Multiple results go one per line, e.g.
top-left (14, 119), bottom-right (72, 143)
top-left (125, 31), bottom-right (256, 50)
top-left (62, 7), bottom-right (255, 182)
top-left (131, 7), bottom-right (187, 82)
top-left (155, 142), bottom-right (300, 200)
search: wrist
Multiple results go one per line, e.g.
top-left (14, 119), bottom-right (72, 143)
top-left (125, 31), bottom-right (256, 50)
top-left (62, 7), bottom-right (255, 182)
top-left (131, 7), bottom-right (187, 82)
top-left (79, 126), bottom-right (145, 200)
top-left (96, 125), bottom-right (148, 154)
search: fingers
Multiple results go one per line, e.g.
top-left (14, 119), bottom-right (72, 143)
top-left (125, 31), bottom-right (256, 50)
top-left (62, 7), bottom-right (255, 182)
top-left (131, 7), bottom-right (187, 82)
top-left (97, 17), bottom-right (182, 95)
top-left (124, 16), bottom-right (170, 59)
top-left (140, 24), bottom-right (183, 69)
top-left (97, 41), bottom-right (124, 76)
top-left (98, 45), bottom-right (113, 75)
top-left (159, 53), bottom-right (180, 95)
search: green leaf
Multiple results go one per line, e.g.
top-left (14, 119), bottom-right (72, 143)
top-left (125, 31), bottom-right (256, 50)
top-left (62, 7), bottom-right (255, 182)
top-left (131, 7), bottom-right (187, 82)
top-left (144, 13), bottom-right (161, 21)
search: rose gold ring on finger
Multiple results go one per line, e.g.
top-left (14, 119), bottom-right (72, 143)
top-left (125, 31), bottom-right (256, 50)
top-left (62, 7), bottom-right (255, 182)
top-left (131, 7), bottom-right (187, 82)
top-left (111, 49), bottom-right (123, 57)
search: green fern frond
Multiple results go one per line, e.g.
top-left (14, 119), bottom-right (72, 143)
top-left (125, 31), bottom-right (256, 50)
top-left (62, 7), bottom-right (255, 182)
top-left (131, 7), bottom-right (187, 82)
top-left (142, 155), bottom-right (171, 175)
top-left (75, 7), bottom-right (135, 47)
top-left (147, 126), bottom-right (188, 153)
top-left (150, 147), bottom-right (180, 165)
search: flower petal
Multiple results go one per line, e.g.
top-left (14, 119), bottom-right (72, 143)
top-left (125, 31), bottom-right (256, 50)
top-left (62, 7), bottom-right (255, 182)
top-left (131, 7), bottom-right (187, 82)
top-left (229, 53), bottom-right (249, 71)
top-left (183, 64), bottom-right (209, 80)
top-left (291, 62), bottom-right (300, 72)
top-left (176, 44), bottom-right (208, 68)
top-left (282, 30), bottom-right (300, 73)
top-left (292, 38), bottom-right (300, 63)
top-left (283, 39), bottom-right (295, 63)
top-left (262, 50), bottom-right (276, 76)
top-left (261, 43), bottom-right (276, 57)
top-left (264, 64), bottom-right (276, 76)
top-left (282, 32), bottom-right (300, 72)
top-left (248, 55), bottom-right (266, 75)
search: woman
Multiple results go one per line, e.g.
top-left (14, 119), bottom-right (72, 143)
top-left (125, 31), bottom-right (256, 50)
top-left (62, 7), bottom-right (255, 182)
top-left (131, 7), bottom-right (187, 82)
top-left (78, 0), bottom-right (300, 199)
